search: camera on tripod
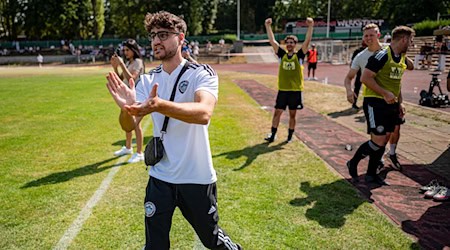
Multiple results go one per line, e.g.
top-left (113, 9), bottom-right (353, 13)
top-left (419, 72), bottom-right (450, 107)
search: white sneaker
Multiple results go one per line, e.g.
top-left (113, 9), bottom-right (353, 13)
top-left (114, 146), bottom-right (133, 156)
top-left (128, 153), bottom-right (144, 163)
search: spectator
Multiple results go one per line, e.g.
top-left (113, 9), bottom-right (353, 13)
top-left (206, 40), bottom-right (212, 53)
top-left (36, 54), bottom-right (43, 68)
top-left (219, 38), bottom-right (225, 48)
top-left (182, 39), bottom-right (198, 63)
top-left (192, 41), bottom-right (199, 59)
top-left (435, 40), bottom-right (448, 71)
top-left (306, 44), bottom-right (318, 80)
top-left (110, 39), bottom-right (145, 163)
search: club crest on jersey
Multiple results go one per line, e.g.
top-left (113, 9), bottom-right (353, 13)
top-left (144, 201), bottom-right (156, 217)
top-left (178, 80), bottom-right (189, 94)
top-left (376, 125), bottom-right (385, 133)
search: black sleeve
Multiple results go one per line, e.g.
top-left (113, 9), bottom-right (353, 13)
top-left (277, 47), bottom-right (285, 59)
top-left (351, 48), bottom-right (361, 61)
top-left (296, 49), bottom-right (305, 60)
top-left (365, 51), bottom-right (388, 73)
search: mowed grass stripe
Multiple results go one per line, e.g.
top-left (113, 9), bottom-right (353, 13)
top-left (0, 67), bottom-right (417, 249)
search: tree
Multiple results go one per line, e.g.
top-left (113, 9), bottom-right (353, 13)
top-left (90, 0), bottom-right (105, 39)
top-left (0, 0), bottom-right (24, 40)
top-left (201, 0), bottom-right (218, 34)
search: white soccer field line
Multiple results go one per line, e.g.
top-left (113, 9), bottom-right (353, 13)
top-left (53, 117), bottom-right (152, 250)
top-left (53, 116), bottom-right (205, 250)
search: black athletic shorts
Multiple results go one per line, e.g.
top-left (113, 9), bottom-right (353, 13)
top-left (363, 97), bottom-right (400, 135)
top-left (144, 177), bottom-right (239, 249)
top-left (275, 90), bottom-right (303, 110)
top-left (308, 62), bottom-right (317, 70)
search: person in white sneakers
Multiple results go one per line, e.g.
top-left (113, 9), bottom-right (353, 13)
top-left (106, 11), bottom-right (241, 249)
top-left (110, 39), bottom-right (145, 163)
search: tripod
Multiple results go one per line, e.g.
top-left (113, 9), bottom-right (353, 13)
top-left (419, 72), bottom-right (449, 107)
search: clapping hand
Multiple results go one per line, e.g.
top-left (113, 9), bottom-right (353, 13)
top-left (124, 83), bottom-right (160, 117)
top-left (106, 71), bottom-right (136, 109)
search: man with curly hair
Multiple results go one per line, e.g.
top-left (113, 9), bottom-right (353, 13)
top-left (106, 11), bottom-right (241, 250)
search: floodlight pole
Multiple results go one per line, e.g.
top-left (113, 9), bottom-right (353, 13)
top-left (326, 0), bottom-right (331, 38)
top-left (237, 0), bottom-right (240, 40)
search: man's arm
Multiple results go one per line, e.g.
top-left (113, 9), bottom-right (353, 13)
top-left (361, 69), bottom-right (396, 104)
top-left (344, 68), bottom-right (359, 104)
top-left (301, 18), bottom-right (314, 54)
top-left (125, 86), bottom-right (216, 125)
top-left (405, 56), bottom-right (414, 70)
top-left (265, 18), bottom-right (280, 53)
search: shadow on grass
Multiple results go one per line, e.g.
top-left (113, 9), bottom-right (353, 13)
top-left (402, 202), bottom-right (450, 250)
top-left (327, 107), bottom-right (360, 118)
top-left (289, 180), bottom-right (366, 228)
top-left (213, 141), bottom-right (287, 171)
top-left (21, 156), bottom-right (124, 189)
top-left (111, 136), bottom-right (153, 147)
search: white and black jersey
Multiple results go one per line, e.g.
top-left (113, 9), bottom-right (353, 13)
top-left (136, 59), bottom-right (218, 184)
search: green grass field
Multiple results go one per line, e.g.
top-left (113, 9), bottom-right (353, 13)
top-left (0, 66), bottom-right (418, 249)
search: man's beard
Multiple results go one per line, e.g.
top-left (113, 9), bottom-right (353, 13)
top-left (154, 48), bottom-right (177, 60)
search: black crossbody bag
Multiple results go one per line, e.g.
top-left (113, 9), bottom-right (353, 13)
top-left (144, 62), bottom-right (190, 166)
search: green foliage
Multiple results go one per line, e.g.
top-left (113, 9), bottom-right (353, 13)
top-left (413, 19), bottom-right (450, 36)
top-left (201, 0), bottom-right (219, 34)
top-left (1, 0), bottom-right (449, 40)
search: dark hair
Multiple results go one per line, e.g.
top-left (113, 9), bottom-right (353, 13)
top-left (144, 11), bottom-right (187, 34)
top-left (392, 26), bottom-right (415, 41)
top-left (122, 39), bottom-right (142, 60)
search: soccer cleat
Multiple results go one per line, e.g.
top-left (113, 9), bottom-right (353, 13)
top-left (346, 160), bottom-right (359, 182)
top-left (424, 184), bottom-right (444, 199)
top-left (114, 146), bottom-right (133, 156)
top-left (365, 174), bottom-right (388, 186)
top-left (433, 186), bottom-right (450, 201)
top-left (128, 152), bottom-right (144, 163)
top-left (352, 104), bottom-right (360, 110)
top-left (420, 179), bottom-right (439, 193)
top-left (264, 133), bottom-right (275, 143)
top-left (389, 153), bottom-right (402, 171)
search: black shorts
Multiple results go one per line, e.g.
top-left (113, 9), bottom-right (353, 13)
top-left (308, 62), bottom-right (317, 70)
top-left (275, 90), bottom-right (303, 110)
top-left (144, 177), bottom-right (239, 249)
top-left (363, 97), bottom-right (400, 135)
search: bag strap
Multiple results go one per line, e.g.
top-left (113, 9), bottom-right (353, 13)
top-left (160, 61), bottom-right (190, 137)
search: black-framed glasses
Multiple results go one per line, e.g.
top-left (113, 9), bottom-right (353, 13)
top-left (148, 31), bottom-right (180, 41)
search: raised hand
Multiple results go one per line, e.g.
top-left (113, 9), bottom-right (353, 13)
top-left (306, 17), bottom-right (314, 26)
top-left (106, 71), bottom-right (136, 109)
top-left (265, 18), bottom-right (272, 25)
top-left (110, 55), bottom-right (120, 68)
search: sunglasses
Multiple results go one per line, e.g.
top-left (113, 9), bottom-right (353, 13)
top-left (148, 31), bottom-right (180, 41)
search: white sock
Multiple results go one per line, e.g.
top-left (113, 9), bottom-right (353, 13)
top-left (389, 144), bottom-right (397, 155)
